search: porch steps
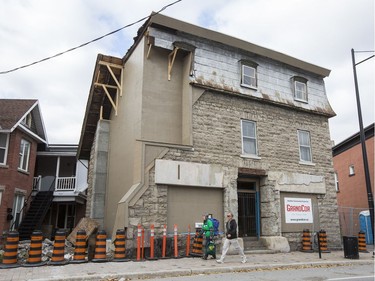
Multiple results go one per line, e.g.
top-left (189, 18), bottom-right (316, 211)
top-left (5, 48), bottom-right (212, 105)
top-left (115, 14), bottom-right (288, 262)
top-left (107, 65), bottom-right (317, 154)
top-left (243, 238), bottom-right (278, 254)
top-left (18, 191), bottom-right (54, 240)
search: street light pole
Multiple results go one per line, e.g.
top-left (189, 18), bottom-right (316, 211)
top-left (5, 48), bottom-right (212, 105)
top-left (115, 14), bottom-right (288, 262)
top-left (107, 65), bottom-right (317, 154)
top-left (351, 48), bottom-right (374, 244)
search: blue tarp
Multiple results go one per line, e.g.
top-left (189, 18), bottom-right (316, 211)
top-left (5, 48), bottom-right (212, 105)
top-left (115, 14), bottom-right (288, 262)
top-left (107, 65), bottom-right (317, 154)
top-left (359, 211), bottom-right (374, 244)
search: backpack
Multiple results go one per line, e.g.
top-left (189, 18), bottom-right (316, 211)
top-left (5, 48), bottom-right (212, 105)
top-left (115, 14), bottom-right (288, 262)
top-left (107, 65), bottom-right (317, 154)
top-left (209, 217), bottom-right (220, 236)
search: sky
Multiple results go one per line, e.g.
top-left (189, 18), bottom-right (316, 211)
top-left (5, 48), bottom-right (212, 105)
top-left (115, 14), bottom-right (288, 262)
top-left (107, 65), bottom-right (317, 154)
top-left (0, 0), bottom-right (374, 145)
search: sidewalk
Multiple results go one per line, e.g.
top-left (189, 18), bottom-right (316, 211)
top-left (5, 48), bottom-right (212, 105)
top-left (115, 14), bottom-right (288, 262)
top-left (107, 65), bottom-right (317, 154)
top-left (1, 248), bottom-right (374, 281)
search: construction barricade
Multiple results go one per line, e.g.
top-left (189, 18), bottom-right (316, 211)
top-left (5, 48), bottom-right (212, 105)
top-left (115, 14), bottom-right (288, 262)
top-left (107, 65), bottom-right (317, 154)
top-left (190, 227), bottom-right (203, 257)
top-left (358, 231), bottom-right (368, 253)
top-left (318, 230), bottom-right (330, 253)
top-left (146, 224), bottom-right (157, 260)
top-left (0, 231), bottom-right (20, 269)
top-left (301, 229), bottom-right (313, 252)
top-left (113, 229), bottom-right (129, 262)
top-left (71, 229), bottom-right (88, 263)
top-left (24, 230), bottom-right (47, 267)
top-left (50, 230), bottom-right (68, 265)
top-left (92, 230), bottom-right (108, 262)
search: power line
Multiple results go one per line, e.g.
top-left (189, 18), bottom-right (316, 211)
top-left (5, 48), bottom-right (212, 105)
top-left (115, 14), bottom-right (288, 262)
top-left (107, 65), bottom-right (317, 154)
top-left (0, 0), bottom-right (182, 75)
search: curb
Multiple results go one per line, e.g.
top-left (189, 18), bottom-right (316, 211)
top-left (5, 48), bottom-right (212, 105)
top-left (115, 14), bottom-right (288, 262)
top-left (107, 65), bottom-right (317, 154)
top-left (28, 260), bottom-right (374, 281)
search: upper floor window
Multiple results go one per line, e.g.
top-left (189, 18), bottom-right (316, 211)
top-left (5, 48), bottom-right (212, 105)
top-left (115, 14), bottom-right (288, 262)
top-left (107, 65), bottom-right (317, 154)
top-left (241, 120), bottom-right (258, 156)
top-left (334, 172), bottom-right (339, 192)
top-left (0, 133), bottom-right (9, 165)
top-left (18, 139), bottom-right (31, 172)
top-left (241, 60), bottom-right (258, 89)
top-left (349, 165), bottom-right (355, 176)
top-left (293, 76), bottom-right (308, 102)
top-left (22, 113), bottom-right (32, 128)
top-left (298, 130), bottom-right (312, 162)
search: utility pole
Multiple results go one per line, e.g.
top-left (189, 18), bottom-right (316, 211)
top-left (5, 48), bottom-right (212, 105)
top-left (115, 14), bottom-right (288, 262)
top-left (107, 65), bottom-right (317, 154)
top-left (351, 48), bottom-right (374, 244)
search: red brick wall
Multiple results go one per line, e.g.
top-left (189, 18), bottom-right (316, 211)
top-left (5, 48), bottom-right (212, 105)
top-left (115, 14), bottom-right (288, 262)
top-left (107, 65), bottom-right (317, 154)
top-left (334, 136), bottom-right (374, 208)
top-left (0, 129), bottom-right (37, 235)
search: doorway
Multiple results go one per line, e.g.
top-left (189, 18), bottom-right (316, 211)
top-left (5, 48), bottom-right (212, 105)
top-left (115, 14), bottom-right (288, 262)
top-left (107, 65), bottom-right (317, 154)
top-left (237, 180), bottom-right (260, 238)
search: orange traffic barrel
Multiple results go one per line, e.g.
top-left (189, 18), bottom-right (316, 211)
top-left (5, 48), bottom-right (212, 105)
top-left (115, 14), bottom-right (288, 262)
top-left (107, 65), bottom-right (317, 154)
top-left (113, 229), bottom-right (129, 262)
top-left (92, 230), bottom-right (107, 262)
top-left (24, 230), bottom-right (47, 267)
top-left (318, 230), bottom-right (330, 253)
top-left (190, 229), bottom-right (203, 257)
top-left (358, 231), bottom-right (368, 253)
top-left (0, 231), bottom-right (20, 269)
top-left (50, 230), bottom-right (68, 265)
top-left (71, 230), bottom-right (88, 263)
top-left (301, 229), bottom-right (313, 253)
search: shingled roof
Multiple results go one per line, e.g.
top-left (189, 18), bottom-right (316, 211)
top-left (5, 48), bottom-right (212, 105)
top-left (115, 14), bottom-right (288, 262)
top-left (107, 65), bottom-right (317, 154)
top-left (0, 99), bottom-right (47, 143)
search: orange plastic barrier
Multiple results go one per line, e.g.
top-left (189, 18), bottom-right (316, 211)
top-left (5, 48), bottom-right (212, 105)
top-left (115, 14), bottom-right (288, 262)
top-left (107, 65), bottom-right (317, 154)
top-left (113, 229), bottom-right (129, 262)
top-left (301, 229), bottom-right (313, 253)
top-left (162, 225), bottom-right (167, 258)
top-left (50, 230), bottom-right (68, 265)
top-left (92, 230), bottom-right (108, 262)
top-left (24, 230), bottom-right (47, 267)
top-left (147, 224), bottom-right (157, 260)
top-left (186, 225), bottom-right (191, 257)
top-left (358, 231), bottom-right (368, 253)
top-left (71, 229), bottom-right (88, 263)
top-left (318, 230), bottom-right (330, 253)
top-left (190, 229), bottom-right (203, 257)
top-left (0, 231), bottom-right (20, 268)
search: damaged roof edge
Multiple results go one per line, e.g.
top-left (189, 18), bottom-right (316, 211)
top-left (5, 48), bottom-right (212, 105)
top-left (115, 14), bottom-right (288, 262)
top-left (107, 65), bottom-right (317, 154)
top-left (77, 54), bottom-right (122, 160)
top-left (124, 12), bottom-right (331, 78)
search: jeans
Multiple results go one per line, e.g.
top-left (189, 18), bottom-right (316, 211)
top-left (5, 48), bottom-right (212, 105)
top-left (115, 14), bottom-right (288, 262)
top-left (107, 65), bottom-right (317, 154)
top-left (219, 238), bottom-right (246, 261)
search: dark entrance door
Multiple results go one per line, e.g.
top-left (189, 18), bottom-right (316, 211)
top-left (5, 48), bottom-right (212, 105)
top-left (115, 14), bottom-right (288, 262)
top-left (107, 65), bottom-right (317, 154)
top-left (237, 181), bottom-right (259, 237)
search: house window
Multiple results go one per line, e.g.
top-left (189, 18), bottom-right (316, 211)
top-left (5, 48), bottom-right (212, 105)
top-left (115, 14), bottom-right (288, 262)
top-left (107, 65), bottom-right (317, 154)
top-left (18, 139), bottom-right (31, 172)
top-left (22, 113), bottom-right (32, 128)
top-left (0, 190), bottom-right (2, 206)
top-left (334, 172), bottom-right (339, 192)
top-left (241, 60), bottom-right (258, 89)
top-left (11, 192), bottom-right (25, 230)
top-left (0, 133), bottom-right (9, 165)
top-left (241, 120), bottom-right (258, 156)
top-left (298, 130), bottom-right (312, 162)
top-left (349, 165), bottom-right (355, 176)
top-left (293, 76), bottom-right (308, 102)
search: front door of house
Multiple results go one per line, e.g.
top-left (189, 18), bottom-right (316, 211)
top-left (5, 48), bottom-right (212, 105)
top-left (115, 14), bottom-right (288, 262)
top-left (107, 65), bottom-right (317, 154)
top-left (237, 180), bottom-right (260, 238)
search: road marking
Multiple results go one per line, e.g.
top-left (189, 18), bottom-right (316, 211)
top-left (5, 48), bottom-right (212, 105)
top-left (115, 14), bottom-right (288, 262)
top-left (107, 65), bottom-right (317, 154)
top-left (328, 276), bottom-right (374, 280)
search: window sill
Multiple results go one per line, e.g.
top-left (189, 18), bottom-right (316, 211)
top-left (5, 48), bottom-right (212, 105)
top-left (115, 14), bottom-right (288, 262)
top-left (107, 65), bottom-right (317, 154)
top-left (17, 168), bottom-right (30, 175)
top-left (0, 164), bottom-right (9, 169)
top-left (294, 98), bottom-right (308, 103)
top-left (240, 84), bottom-right (257, 91)
top-left (241, 154), bottom-right (261, 160)
top-left (299, 161), bottom-right (315, 166)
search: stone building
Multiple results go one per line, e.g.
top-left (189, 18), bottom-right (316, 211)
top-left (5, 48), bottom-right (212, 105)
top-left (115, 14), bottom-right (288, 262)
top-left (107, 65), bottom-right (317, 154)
top-left (78, 13), bottom-right (341, 251)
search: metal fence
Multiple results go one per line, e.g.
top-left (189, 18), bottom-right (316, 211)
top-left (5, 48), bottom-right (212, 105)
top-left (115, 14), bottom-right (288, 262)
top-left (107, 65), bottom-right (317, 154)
top-left (338, 206), bottom-right (368, 237)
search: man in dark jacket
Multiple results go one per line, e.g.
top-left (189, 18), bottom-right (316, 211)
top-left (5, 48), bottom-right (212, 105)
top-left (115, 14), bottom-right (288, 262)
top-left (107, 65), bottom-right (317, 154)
top-left (216, 212), bottom-right (247, 263)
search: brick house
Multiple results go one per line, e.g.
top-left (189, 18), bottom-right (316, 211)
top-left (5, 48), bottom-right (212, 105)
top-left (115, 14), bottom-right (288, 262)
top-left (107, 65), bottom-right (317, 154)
top-left (0, 99), bottom-right (47, 236)
top-left (78, 13), bottom-right (341, 250)
top-left (333, 123), bottom-right (374, 237)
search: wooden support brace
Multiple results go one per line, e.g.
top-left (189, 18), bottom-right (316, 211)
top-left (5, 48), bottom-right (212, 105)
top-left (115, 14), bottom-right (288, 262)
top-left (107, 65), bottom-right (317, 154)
top-left (168, 47), bottom-right (179, 81)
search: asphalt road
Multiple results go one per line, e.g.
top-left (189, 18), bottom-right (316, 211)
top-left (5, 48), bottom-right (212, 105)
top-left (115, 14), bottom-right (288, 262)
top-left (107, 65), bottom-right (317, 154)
top-left (142, 264), bottom-right (374, 281)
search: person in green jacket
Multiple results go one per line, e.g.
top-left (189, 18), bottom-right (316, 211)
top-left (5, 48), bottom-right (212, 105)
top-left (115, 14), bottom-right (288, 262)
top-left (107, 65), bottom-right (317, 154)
top-left (201, 214), bottom-right (216, 260)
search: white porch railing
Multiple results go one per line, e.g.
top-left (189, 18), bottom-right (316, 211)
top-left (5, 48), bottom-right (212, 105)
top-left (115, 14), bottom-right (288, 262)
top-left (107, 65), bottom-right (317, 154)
top-left (33, 176), bottom-right (42, 191)
top-left (56, 177), bottom-right (76, 191)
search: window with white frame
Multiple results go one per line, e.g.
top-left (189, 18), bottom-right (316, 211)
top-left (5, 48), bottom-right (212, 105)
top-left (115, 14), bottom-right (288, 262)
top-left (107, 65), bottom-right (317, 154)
top-left (298, 130), bottom-right (312, 162)
top-left (241, 60), bottom-right (258, 89)
top-left (11, 192), bottom-right (25, 230)
top-left (22, 113), bottom-right (32, 128)
top-left (0, 133), bottom-right (9, 165)
top-left (0, 190), bottom-right (3, 206)
top-left (241, 120), bottom-right (258, 156)
top-left (18, 139), bottom-right (31, 172)
top-left (293, 76), bottom-right (308, 102)
top-left (334, 172), bottom-right (339, 192)
top-left (349, 165), bottom-right (355, 176)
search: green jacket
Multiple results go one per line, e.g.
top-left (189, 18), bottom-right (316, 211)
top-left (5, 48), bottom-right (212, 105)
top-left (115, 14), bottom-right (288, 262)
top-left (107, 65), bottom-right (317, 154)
top-left (202, 218), bottom-right (213, 238)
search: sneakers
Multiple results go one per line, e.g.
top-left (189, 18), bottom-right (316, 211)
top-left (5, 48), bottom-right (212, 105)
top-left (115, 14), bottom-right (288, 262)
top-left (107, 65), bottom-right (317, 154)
top-left (241, 257), bottom-right (247, 263)
top-left (216, 259), bottom-right (224, 264)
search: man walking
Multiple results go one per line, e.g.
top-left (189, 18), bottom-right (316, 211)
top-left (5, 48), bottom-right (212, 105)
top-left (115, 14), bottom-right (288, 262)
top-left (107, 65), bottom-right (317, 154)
top-left (216, 212), bottom-right (247, 263)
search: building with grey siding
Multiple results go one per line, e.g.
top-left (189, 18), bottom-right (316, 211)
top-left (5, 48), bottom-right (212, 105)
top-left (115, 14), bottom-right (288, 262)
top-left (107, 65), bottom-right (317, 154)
top-left (78, 13), bottom-right (341, 251)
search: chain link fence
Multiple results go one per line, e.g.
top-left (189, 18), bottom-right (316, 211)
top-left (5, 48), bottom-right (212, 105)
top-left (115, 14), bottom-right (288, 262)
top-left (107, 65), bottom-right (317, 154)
top-left (338, 207), bottom-right (368, 237)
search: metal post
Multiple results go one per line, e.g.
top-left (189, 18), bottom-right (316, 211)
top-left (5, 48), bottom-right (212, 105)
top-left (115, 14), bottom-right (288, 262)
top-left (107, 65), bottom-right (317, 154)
top-left (351, 48), bottom-right (374, 244)
top-left (317, 231), bottom-right (321, 259)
